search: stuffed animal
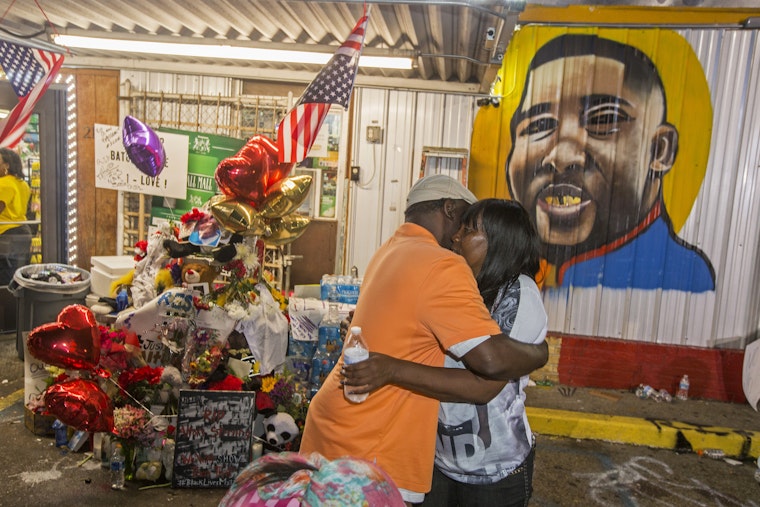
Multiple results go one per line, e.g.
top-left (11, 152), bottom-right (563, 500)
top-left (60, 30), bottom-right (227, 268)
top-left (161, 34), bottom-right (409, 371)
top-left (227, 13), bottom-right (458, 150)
top-left (180, 259), bottom-right (219, 287)
top-left (134, 240), bottom-right (148, 262)
top-left (131, 222), bottom-right (174, 309)
top-left (109, 270), bottom-right (134, 298)
top-left (263, 412), bottom-right (299, 448)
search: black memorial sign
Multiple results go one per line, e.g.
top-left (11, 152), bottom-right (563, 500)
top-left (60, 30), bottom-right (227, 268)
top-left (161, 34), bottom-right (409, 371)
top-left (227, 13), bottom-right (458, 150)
top-left (172, 389), bottom-right (256, 488)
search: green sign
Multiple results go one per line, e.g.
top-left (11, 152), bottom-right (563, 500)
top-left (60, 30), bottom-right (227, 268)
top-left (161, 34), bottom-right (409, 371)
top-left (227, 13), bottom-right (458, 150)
top-left (151, 129), bottom-right (245, 224)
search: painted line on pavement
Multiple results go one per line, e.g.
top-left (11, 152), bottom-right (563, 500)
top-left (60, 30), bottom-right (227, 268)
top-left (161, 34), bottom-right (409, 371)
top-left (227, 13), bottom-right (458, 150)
top-left (0, 388), bottom-right (23, 412)
top-left (527, 406), bottom-right (760, 459)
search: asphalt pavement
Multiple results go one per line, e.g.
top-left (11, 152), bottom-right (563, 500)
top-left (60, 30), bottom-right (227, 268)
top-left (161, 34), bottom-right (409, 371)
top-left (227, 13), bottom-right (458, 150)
top-left (2, 331), bottom-right (759, 506)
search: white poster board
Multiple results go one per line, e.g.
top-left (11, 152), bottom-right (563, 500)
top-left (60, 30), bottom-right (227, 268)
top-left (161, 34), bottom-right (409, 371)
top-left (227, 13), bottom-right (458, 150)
top-left (94, 123), bottom-right (189, 199)
top-left (307, 126), bottom-right (328, 158)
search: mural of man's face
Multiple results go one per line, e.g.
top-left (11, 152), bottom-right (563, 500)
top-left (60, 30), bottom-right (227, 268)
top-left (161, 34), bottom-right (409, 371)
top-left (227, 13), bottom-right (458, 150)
top-left (507, 54), bottom-right (677, 253)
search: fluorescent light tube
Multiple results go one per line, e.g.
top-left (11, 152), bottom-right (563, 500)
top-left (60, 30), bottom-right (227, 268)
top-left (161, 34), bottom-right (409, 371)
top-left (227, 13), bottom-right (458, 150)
top-left (52, 34), bottom-right (414, 70)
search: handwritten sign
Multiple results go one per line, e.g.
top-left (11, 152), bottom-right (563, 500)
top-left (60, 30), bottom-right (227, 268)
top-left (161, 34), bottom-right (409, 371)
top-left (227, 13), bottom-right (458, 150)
top-left (94, 123), bottom-right (189, 199)
top-left (172, 390), bottom-right (256, 488)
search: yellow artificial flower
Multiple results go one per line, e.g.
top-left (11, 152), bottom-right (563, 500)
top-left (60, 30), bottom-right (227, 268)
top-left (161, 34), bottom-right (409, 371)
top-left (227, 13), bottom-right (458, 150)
top-left (260, 376), bottom-right (277, 393)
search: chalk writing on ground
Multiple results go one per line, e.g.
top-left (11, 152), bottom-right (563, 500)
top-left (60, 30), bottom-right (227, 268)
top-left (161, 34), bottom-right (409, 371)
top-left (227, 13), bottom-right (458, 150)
top-left (575, 455), bottom-right (757, 506)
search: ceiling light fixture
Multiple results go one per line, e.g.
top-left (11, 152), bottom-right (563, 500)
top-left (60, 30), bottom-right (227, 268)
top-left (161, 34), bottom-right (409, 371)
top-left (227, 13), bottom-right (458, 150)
top-left (51, 34), bottom-right (414, 70)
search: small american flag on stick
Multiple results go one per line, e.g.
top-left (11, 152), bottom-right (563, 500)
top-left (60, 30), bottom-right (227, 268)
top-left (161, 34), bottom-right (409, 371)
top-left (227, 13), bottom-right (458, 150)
top-left (277, 13), bottom-right (368, 164)
top-left (0, 40), bottom-right (64, 148)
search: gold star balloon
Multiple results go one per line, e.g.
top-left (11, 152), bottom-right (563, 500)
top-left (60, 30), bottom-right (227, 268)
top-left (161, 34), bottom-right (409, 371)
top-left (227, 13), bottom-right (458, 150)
top-left (260, 174), bottom-right (313, 219)
top-left (264, 214), bottom-right (311, 246)
top-left (209, 194), bottom-right (271, 236)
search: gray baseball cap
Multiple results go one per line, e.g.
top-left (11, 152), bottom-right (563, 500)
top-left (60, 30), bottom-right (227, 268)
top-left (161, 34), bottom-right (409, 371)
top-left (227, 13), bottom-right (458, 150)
top-left (405, 174), bottom-right (478, 210)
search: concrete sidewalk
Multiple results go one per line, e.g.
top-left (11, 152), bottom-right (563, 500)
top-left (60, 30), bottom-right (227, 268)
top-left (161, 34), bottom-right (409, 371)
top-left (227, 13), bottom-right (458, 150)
top-left (524, 384), bottom-right (760, 461)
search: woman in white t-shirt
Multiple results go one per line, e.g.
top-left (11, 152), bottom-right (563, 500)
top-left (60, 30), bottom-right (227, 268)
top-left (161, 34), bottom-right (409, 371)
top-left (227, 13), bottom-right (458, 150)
top-left (342, 199), bottom-right (547, 506)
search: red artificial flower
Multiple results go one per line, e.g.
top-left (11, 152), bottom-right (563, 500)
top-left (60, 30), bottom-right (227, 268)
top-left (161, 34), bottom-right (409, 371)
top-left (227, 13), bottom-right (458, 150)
top-left (256, 391), bottom-right (275, 413)
top-left (207, 374), bottom-right (244, 391)
top-left (180, 208), bottom-right (207, 224)
top-left (118, 365), bottom-right (164, 390)
top-left (223, 259), bottom-right (247, 279)
top-left (193, 295), bottom-right (210, 310)
top-left (99, 326), bottom-right (129, 372)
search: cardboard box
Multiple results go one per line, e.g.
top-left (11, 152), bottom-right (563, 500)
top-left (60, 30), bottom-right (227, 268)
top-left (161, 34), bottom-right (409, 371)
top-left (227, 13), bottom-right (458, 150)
top-left (90, 255), bottom-right (135, 297)
top-left (24, 406), bottom-right (56, 436)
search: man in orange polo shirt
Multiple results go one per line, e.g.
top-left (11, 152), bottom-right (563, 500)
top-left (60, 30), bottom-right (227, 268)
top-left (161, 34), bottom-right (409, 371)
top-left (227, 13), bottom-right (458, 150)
top-left (300, 174), bottom-right (548, 504)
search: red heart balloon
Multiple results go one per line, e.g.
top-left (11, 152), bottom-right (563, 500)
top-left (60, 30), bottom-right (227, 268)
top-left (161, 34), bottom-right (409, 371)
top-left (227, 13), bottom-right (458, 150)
top-left (215, 135), bottom-right (294, 208)
top-left (27, 305), bottom-right (100, 370)
top-left (45, 379), bottom-right (114, 433)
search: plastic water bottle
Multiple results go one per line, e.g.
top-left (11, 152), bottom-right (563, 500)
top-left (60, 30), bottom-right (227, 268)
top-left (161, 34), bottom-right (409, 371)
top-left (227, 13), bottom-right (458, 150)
top-left (699, 448), bottom-right (725, 459)
top-left (343, 326), bottom-right (369, 403)
top-left (676, 375), bottom-right (690, 401)
top-left (309, 288), bottom-right (342, 398)
top-left (116, 288), bottom-right (129, 311)
top-left (635, 384), bottom-right (656, 400)
top-left (100, 433), bottom-right (111, 469)
top-left (110, 442), bottom-right (126, 490)
top-left (320, 274), bottom-right (338, 300)
top-left (52, 419), bottom-right (68, 448)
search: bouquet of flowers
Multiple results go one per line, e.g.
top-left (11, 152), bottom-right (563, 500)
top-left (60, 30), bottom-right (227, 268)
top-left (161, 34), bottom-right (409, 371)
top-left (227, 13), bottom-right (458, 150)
top-left (256, 368), bottom-right (309, 451)
top-left (112, 404), bottom-right (162, 480)
top-left (116, 365), bottom-right (164, 407)
top-left (194, 238), bottom-right (263, 314)
top-left (182, 328), bottom-right (225, 387)
top-left (113, 404), bottom-right (160, 448)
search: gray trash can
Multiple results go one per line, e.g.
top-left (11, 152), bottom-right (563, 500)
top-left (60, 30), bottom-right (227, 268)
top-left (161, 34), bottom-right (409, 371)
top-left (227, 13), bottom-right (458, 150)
top-left (9, 264), bottom-right (91, 360)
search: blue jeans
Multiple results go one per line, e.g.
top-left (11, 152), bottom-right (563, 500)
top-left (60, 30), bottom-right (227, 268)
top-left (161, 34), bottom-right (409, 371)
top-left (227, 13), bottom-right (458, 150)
top-left (420, 446), bottom-right (535, 507)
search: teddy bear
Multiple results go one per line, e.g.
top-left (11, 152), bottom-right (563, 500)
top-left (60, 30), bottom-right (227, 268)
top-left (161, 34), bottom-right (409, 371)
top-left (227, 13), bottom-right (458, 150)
top-left (180, 259), bottom-right (219, 289)
top-left (263, 412), bottom-right (299, 448)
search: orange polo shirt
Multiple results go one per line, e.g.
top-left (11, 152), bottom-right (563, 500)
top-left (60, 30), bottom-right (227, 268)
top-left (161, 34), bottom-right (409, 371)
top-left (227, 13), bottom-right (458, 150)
top-left (300, 223), bottom-right (500, 494)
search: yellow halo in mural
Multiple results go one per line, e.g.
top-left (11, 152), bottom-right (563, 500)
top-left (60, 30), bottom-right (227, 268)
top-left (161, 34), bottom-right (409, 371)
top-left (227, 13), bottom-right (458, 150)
top-left (472, 25), bottom-right (712, 233)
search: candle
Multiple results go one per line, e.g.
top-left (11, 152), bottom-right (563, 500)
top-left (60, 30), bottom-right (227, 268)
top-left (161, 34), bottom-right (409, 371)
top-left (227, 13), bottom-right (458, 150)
top-left (252, 442), bottom-right (263, 459)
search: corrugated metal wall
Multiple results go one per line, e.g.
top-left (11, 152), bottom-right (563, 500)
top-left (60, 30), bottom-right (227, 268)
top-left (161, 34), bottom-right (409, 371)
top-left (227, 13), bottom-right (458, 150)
top-left (345, 88), bottom-right (477, 276)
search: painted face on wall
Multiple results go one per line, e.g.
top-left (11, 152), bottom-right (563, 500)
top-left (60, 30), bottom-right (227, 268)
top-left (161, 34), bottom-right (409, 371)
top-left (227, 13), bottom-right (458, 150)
top-left (507, 55), bottom-right (677, 253)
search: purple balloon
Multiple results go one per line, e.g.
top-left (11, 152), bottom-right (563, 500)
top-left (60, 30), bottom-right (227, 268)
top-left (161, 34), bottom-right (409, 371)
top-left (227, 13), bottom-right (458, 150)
top-left (122, 115), bottom-right (166, 177)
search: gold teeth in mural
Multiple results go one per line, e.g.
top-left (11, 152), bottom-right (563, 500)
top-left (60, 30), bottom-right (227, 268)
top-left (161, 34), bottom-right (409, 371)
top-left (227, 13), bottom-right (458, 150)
top-left (545, 195), bottom-right (582, 206)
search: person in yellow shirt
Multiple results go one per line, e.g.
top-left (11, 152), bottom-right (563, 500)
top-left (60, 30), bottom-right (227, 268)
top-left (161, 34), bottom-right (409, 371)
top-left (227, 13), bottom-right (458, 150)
top-left (0, 147), bottom-right (32, 285)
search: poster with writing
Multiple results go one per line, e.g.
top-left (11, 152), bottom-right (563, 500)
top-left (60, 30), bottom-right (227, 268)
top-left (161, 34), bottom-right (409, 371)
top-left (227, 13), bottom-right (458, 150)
top-left (150, 129), bottom-right (245, 224)
top-left (93, 124), bottom-right (189, 199)
top-left (172, 390), bottom-right (256, 488)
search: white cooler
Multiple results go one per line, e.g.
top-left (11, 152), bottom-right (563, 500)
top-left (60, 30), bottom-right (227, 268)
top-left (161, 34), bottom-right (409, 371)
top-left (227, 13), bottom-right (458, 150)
top-left (90, 255), bottom-right (135, 297)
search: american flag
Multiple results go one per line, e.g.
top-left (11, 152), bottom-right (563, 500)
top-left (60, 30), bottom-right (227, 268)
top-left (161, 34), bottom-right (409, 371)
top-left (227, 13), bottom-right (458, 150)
top-left (277, 13), bottom-right (368, 163)
top-left (0, 40), bottom-right (64, 148)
